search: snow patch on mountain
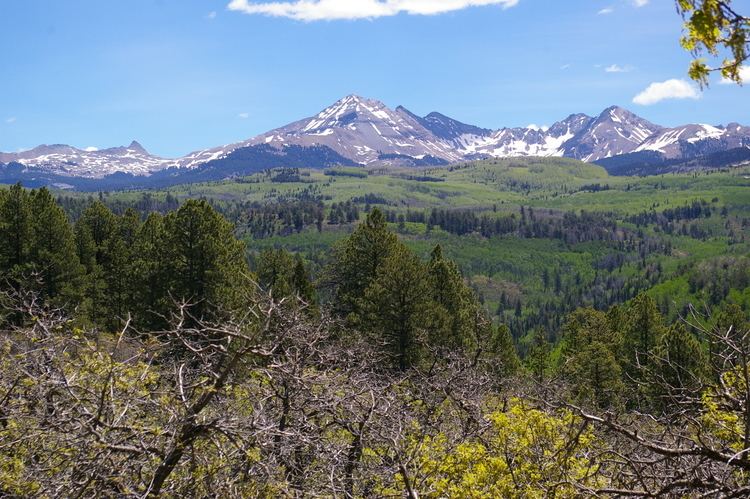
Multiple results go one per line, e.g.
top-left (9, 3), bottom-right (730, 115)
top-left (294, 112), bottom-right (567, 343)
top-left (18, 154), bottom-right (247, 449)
top-left (3, 95), bottom-right (749, 179)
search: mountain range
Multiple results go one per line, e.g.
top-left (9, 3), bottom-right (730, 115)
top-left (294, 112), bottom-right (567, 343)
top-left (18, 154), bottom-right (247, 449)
top-left (2, 94), bottom-right (749, 189)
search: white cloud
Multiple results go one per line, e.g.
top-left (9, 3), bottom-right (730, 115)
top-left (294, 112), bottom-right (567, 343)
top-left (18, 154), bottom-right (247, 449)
top-left (719, 66), bottom-right (750, 84)
top-left (5, 117), bottom-right (16, 124)
top-left (207, 11), bottom-right (217, 19)
top-left (605, 64), bottom-right (632, 73)
top-left (227, 0), bottom-right (519, 21)
top-left (238, 112), bottom-right (250, 119)
top-left (597, 7), bottom-right (613, 15)
top-left (84, 146), bottom-right (99, 152)
top-left (632, 0), bottom-right (648, 6)
top-left (632, 79), bottom-right (701, 105)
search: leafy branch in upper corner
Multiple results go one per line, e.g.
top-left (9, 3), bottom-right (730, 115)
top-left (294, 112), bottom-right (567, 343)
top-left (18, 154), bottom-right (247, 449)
top-left (677, 0), bottom-right (749, 85)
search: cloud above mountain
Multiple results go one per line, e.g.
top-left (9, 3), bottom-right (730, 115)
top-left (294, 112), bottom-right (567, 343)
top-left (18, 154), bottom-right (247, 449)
top-left (632, 79), bottom-right (700, 105)
top-left (227, 0), bottom-right (519, 21)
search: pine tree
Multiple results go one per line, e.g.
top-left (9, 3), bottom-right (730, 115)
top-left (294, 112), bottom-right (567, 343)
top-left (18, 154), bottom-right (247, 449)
top-left (426, 244), bottom-right (477, 351)
top-left (77, 201), bottom-right (118, 256)
top-left (131, 212), bottom-right (170, 330)
top-left (649, 323), bottom-right (707, 410)
top-left (561, 307), bottom-right (618, 357)
top-left (558, 307), bottom-right (626, 407)
top-left (330, 208), bottom-right (398, 318)
top-left (606, 304), bottom-right (626, 336)
top-left (75, 201), bottom-right (119, 326)
top-left (487, 324), bottom-right (521, 377)
top-left (28, 188), bottom-right (84, 305)
top-left (567, 341), bottom-right (625, 408)
top-left (622, 293), bottom-right (665, 377)
top-left (0, 183), bottom-right (32, 274)
top-left (256, 248), bottom-right (295, 299)
top-left (526, 328), bottom-right (551, 383)
top-left (119, 208), bottom-right (141, 246)
top-left (84, 209), bottom-right (144, 327)
top-left (361, 243), bottom-right (431, 371)
top-left (717, 303), bottom-right (748, 341)
top-left (292, 254), bottom-right (317, 309)
top-left (163, 199), bottom-right (248, 321)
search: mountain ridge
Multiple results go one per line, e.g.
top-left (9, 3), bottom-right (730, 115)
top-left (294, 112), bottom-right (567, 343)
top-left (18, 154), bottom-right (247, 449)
top-left (2, 94), bottom-right (749, 183)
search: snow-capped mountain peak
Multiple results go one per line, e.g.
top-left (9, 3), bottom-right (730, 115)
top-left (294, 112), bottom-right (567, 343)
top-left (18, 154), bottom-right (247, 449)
top-left (2, 95), bottom-right (749, 182)
top-left (230, 95), bottom-right (463, 165)
top-left (126, 140), bottom-right (148, 154)
top-left (298, 94), bottom-right (418, 137)
top-left (633, 122), bottom-right (750, 158)
top-left (559, 105), bottom-right (664, 161)
top-left (0, 141), bottom-right (172, 178)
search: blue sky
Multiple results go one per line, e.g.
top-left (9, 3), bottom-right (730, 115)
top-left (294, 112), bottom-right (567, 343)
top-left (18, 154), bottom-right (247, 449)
top-left (1, 0), bottom-right (748, 158)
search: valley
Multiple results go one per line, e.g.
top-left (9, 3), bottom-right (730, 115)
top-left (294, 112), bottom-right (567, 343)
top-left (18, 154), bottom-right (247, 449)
top-left (56, 157), bottom-right (750, 352)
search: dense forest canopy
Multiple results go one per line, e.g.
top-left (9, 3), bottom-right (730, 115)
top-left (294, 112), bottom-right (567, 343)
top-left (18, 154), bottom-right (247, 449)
top-left (1, 165), bottom-right (749, 497)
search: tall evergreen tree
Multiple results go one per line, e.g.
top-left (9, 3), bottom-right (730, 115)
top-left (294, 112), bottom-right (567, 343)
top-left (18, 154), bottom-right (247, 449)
top-left (716, 303), bottom-right (748, 340)
top-left (649, 323), bottom-right (707, 410)
top-left (292, 254), bottom-right (317, 309)
top-left (559, 307), bottom-right (625, 408)
top-left (131, 212), bottom-right (170, 330)
top-left (163, 199), bottom-right (248, 321)
top-left (622, 293), bottom-right (665, 377)
top-left (103, 225), bottom-right (135, 326)
top-left (361, 243), bottom-right (431, 371)
top-left (75, 201), bottom-right (119, 326)
top-left (567, 341), bottom-right (625, 409)
top-left (426, 244), bottom-right (477, 351)
top-left (0, 183), bottom-right (32, 273)
top-left (28, 188), bottom-right (84, 305)
top-left (256, 248), bottom-right (295, 299)
top-left (487, 323), bottom-right (521, 377)
top-left (330, 208), bottom-right (398, 318)
top-left (526, 328), bottom-right (552, 383)
top-left (561, 307), bottom-right (619, 357)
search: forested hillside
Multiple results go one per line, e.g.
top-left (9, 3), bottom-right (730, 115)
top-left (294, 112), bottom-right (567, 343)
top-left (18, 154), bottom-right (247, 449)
top-left (1, 160), bottom-right (750, 496)
top-left (52, 160), bottom-right (750, 347)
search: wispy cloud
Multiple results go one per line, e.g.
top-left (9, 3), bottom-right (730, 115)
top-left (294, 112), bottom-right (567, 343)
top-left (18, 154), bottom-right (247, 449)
top-left (597, 7), bottom-right (613, 15)
top-left (632, 79), bottom-right (700, 105)
top-left (238, 112), bottom-right (250, 119)
top-left (227, 0), bottom-right (520, 21)
top-left (605, 64), bottom-right (632, 73)
top-left (207, 11), bottom-right (217, 19)
top-left (719, 66), bottom-right (750, 84)
top-left (5, 117), bottom-right (16, 124)
top-left (560, 63), bottom-right (571, 70)
top-left (632, 0), bottom-right (648, 6)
